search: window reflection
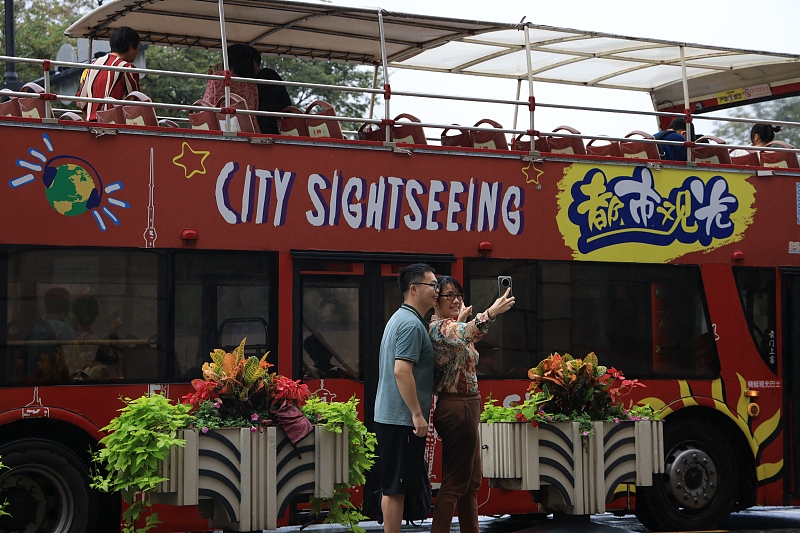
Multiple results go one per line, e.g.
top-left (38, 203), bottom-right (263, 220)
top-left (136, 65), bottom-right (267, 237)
top-left (300, 279), bottom-right (360, 380)
top-left (3, 249), bottom-right (160, 385)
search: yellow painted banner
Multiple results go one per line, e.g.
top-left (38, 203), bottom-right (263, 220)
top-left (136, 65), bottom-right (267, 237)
top-left (556, 163), bottom-right (756, 262)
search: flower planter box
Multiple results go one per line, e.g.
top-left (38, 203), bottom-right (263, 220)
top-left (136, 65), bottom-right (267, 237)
top-left (479, 420), bottom-right (663, 515)
top-left (154, 424), bottom-right (348, 531)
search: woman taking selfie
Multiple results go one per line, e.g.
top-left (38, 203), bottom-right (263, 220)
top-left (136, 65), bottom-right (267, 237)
top-left (428, 276), bottom-right (514, 533)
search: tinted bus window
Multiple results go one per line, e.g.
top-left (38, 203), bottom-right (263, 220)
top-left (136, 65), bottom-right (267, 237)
top-left (465, 259), bottom-right (719, 379)
top-left (733, 266), bottom-right (777, 373)
top-left (2, 247), bottom-right (160, 385)
top-left (174, 251), bottom-right (276, 379)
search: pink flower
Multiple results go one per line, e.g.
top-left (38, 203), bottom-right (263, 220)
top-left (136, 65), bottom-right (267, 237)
top-left (613, 417), bottom-right (620, 424)
top-left (213, 402), bottom-right (221, 409)
top-left (582, 431), bottom-right (589, 436)
top-left (251, 413), bottom-right (259, 422)
top-left (201, 427), bottom-right (209, 434)
top-left (250, 426), bottom-right (257, 432)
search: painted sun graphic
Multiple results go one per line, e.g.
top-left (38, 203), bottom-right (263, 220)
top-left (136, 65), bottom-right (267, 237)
top-left (9, 133), bottom-right (130, 231)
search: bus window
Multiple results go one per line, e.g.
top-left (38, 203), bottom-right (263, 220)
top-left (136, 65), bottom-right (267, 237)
top-left (2, 247), bottom-right (160, 385)
top-left (299, 278), bottom-right (361, 381)
top-left (174, 251), bottom-right (276, 379)
top-left (733, 266), bottom-right (777, 373)
top-left (465, 259), bottom-right (719, 379)
top-left (465, 259), bottom-right (537, 377)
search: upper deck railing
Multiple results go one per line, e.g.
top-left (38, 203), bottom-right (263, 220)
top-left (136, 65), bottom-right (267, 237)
top-left (2, 53), bottom-right (799, 172)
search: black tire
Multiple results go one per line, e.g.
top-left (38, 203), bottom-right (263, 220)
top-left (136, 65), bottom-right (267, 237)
top-left (0, 439), bottom-right (98, 533)
top-left (635, 419), bottom-right (738, 531)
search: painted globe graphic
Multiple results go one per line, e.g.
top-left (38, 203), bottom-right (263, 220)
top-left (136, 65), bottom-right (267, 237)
top-left (44, 163), bottom-right (100, 216)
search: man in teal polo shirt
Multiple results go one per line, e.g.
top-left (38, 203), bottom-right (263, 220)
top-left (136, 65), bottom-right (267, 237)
top-left (375, 263), bottom-right (438, 533)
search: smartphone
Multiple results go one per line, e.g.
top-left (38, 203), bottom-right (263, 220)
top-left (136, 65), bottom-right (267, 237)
top-left (498, 276), bottom-right (513, 297)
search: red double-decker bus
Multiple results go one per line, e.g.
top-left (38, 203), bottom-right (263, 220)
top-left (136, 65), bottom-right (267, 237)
top-left (1, 1), bottom-right (799, 531)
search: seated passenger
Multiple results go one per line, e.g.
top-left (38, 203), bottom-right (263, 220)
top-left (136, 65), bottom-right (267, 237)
top-left (15, 287), bottom-right (76, 382)
top-left (255, 57), bottom-right (293, 135)
top-left (303, 334), bottom-right (353, 379)
top-left (204, 44), bottom-right (260, 132)
top-left (71, 294), bottom-right (123, 380)
top-left (751, 123), bottom-right (781, 146)
top-left (77, 26), bottom-right (141, 121)
top-left (654, 117), bottom-right (688, 161)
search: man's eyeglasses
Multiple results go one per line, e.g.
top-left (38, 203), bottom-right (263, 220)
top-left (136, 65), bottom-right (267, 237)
top-left (413, 282), bottom-right (440, 291)
top-left (440, 292), bottom-right (463, 301)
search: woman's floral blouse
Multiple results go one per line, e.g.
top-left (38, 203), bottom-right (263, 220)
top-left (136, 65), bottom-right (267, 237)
top-left (429, 311), bottom-right (495, 394)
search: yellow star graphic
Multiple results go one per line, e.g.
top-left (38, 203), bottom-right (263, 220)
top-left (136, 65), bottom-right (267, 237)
top-left (521, 161), bottom-right (544, 186)
top-left (173, 142), bottom-right (210, 179)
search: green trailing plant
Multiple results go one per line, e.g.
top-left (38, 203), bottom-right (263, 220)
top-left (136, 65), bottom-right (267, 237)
top-left (0, 456), bottom-right (8, 518)
top-left (482, 353), bottom-right (657, 435)
top-left (301, 395), bottom-right (377, 533)
top-left (91, 394), bottom-right (192, 533)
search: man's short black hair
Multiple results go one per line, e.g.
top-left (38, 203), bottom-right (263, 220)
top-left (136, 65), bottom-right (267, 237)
top-left (109, 26), bottom-right (140, 55)
top-left (398, 263), bottom-right (435, 297)
top-left (667, 117), bottom-right (686, 131)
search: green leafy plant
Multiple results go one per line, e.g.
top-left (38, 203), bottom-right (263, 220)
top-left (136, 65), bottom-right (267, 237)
top-left (482, 353), bottom-right (657, 435)
top-left (301, 396), bottom-right (377, 533)
top-left (91, 394), bottom-right (192, 533)
top-left (0, 456), bottom-right (8, 518)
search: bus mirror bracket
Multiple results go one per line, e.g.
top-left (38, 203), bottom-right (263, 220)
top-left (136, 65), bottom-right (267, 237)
top-left (90, 127), bottom-right (117, 138)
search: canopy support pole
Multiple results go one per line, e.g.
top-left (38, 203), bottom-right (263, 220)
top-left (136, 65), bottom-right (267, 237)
top-left (378, 10), bottom-right (390, 141)
top-left (218, 0), bottom-right (231, 131)
top-left (524, 24), bottom-right (536, 153)
top-left (369, 65), bottom-right (379, 120)
top-left (680, 46), bottom-right (692, 162)
top-left (513, 79), bottom-right (522, 130)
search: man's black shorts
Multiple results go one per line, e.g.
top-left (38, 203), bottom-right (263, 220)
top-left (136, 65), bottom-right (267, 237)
top-left (375, 422), bottom-right (427, 495)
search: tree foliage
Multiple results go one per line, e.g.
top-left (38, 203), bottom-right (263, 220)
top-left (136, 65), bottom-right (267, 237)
top-left (710, 96), bottom-right (800, 147)
top-left (0, 0), bottom-right (95, 84)
top-left (5, 0), bottom-right (379, 126)
top-left (141, 48), bottom-right (378, 127)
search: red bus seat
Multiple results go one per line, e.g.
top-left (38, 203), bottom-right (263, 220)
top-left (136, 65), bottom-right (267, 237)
top-left (189, 99), bottom-right (220, 131)
top-left (472, 119), bottom-right (508, 150)
top-left (544, 125), bottom-right (586, 155)
top-left (305, 100), bottom-right (343, 139)
top-left (760, 141), bottom-right (799, 168)
top-left (122, 91), bottom-right (159, 127)
top-left (620, 131), bottom-right (660, 160)
top-left (586, 136), bottom-right (621, 157)
top-left (441, 125), bottom-right (472, 147)
top-left (692, 135), bottom-right (731, 165)
top-left (216, 94), bottom-right (258, 133)
top-left (511, 133), bottom-right (549, 152)
top-left (730, 151), bottom-right (760, 166)
top-left (358, 113), bottom-right (427, 145)
top-left (278, 106), bottom-right (309, 137)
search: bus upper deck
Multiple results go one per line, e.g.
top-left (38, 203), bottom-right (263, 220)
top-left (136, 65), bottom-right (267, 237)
top-left (2, 0), bottom-right (800, 170)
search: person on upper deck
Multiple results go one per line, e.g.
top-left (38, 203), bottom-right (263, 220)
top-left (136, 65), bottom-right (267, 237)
top-left (204, 44), bottom-right (260, 131)
top-left (77, 26), bottom-right (141, 121)
top-left (252, 50), bottom-right (293, 135)
top-left (751, 123), bottom-right (781, 146)
top-left (654, 117), bottom-right (689, 161)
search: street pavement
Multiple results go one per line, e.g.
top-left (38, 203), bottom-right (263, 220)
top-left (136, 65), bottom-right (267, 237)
top-left (265, 507), bottom-right (800, 533)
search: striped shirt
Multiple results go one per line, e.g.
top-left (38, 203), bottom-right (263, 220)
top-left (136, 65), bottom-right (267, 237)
top-left (79, 54), bottom-right (139, 121)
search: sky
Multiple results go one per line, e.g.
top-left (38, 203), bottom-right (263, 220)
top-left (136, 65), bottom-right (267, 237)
top-left (326, 0), bottom-right (800, 139)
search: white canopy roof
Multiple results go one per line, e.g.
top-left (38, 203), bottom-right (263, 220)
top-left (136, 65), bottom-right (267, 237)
top-left (66, 0), bottom-right (800, 110)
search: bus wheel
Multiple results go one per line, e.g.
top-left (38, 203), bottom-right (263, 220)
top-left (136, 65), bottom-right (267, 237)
top-left (635, 419), bottom-right (737, 532)
top-left (0, 439), bottom-right (97, 533)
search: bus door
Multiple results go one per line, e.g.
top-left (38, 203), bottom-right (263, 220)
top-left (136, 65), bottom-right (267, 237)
top-left (782, 269), bottom-right (800, 500)
top-left (293, 252), bottom-right (453, 511)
